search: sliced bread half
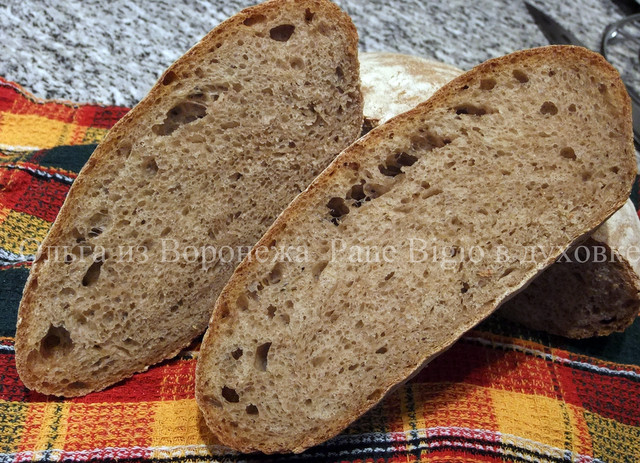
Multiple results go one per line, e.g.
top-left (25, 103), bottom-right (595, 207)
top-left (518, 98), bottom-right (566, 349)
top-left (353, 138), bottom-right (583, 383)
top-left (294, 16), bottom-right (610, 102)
top-left (15, 0), bottom-right (362, 396)
top-left (360, 51), bottom-right (640, 339)
top-left (195, 46), bottom-right (636, 453)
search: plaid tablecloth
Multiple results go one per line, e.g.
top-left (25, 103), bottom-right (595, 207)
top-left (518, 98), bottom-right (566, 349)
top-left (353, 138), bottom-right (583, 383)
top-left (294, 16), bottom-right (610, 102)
top-left (1, 76), bottom-right (640, 463)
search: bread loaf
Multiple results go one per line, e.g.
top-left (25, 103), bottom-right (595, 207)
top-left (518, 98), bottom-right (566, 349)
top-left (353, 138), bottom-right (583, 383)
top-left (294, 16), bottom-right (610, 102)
top-left (195, 46), bottom-right (636, 453)
top-left (500, 199), bottom-right (640, 338)
top-left (15, 0), bottom-right (362, 396)
top-left (360, 51), bottom-right (640, 338)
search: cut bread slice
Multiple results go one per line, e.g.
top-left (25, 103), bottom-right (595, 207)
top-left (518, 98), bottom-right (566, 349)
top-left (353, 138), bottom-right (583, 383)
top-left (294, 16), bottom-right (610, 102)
top-left (195, 46), bottom-right (636, 453)
top-left (359, 51), bottom-right (640, 338)
top-left (15, 0), bottom-right (362, 397)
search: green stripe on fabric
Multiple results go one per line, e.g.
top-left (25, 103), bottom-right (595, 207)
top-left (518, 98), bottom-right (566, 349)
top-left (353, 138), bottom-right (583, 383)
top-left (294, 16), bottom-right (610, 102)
top-left (0, 266), bottom-right (29, 337)
top-left (38, 144), bottom-right (97, 173)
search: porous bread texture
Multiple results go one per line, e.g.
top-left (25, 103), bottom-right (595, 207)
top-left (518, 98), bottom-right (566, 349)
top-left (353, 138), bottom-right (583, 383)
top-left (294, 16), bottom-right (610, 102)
top-left (500, 199), bottom-right (640, 338)
top-left (195, 46), bottom-right (636, 453)
top-left (15, 0), bottom-right (362, 397)
top-left (359, 51), bottom-right (640, 339)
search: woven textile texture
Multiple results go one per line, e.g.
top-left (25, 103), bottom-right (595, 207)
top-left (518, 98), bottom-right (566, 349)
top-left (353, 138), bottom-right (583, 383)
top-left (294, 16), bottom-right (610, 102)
top-left (1, 76), bottom-right (640, 462)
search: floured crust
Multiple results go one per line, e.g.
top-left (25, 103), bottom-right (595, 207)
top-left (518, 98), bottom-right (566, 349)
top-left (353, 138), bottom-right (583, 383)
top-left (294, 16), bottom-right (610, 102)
top-left (360, 52), bottom-right (462, 124)
top-left (196, 45), bottom-right (636, 453)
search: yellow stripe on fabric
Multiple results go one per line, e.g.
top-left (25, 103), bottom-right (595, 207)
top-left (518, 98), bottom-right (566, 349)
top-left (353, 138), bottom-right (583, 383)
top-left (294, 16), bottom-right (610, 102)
top-left (0, 113), bottom-right (74, 150)
top-left (584, 411), bottom-right (640, 462)
top-left (0, 211), bottom-right (51, 255)
top-left (81, 127), bottom-right (110, 144)
top-left (34, 402), bottom-right (70, 451)
top-left (491, 388), bottom-right (567, 450)
top-left (0, 402), bottom-right (29, 454)
top-left (151, 399), bottom-right (217, 447)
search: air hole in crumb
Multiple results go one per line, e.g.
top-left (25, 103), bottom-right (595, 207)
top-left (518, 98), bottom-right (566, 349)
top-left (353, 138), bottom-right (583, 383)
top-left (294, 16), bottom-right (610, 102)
top-left (461, 282), bottom-right (470, 293)
top-left (39, 325), bottom-right (73, 358)
top-left (68, 381), bottom-right (87, 390)
top-left (162, 71), bottom-right (178, 85)
top-left (512, 69), bottom-right (529, 83)
top-left (243, 14), bottom-right (266, 26)
top-left (598, 83), bottom-right (607, 94)
top-left (143, 157), bottom-right (159, 175)
top-left (363, 183), bottom-right (390, 199)
top-left (304, 8), bottom-right (315, 22)
top-left (267, 263), bottom-right (283, 285)
top-left (455, 104), bottom-right (488, 116)
top-left (336, 65), bottom-right (344, 79)
top-left (384, 272), bottom-right (394, 281)
top-left (88, 227), bottom-right (103, 238)
top-left (312, 260), bottom-right (328, 279)
top-left (540, 101), bottom-right (558, 115)
top-left (355, 320), bottom-right (364, 329)
top-left (255, 342), bottom-right (272, 371)
top-left (82, 259), bottom-right (103, 287)
top-left (347, 184), bottom-right (366, 202)
top-left (236, 294), bottom-right (249, 311)
top-left (560, 147), bottom-right (576, 160)
top-left (267, 305), bottom-right (276, 318)
top-left (568, 104), bottom-right (577, 112)
top-left (221, 386), bottom-right (239, 403)
top-left (480, 78), bottom-right (496, 90)
top-left (152, 101), bottom-right (207, 136)
top-left (246, 404), bottom-right (259, 415)
top-left (270, 24), bottom-right (295, 42)
top-left (117, 142), bottom-right (132, 158)
top-left (375, 346), bottom-right (388, 354)
top-left (290, 58), bottom-right (304, 70)
top-left (304, 398), bottom-right (312, 405)
top-left (60, 287), bottom-right (75, 296)
top-left (379, 152), bottom-right (418, 177)
top-left (231, 348), bottom-right (243, 360)
top-left (327, 197), bottom-right (349, 221)
top-left (610, 166), bottom-right (620, 174)
top-left (161, 227), bottom-right (172, 237)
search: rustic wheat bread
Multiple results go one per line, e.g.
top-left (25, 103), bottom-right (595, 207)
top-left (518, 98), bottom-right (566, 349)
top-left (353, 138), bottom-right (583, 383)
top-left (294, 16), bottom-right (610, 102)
top-left (360, 51), bottom-right (640, 339)
top-left (195, 46), bottom-right (635, 453)
top-left (15, 0), bottom-right (362, 397)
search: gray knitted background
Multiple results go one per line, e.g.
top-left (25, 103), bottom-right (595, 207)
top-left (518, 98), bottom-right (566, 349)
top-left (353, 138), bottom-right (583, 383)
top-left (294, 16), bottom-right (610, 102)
top-left (0, 0), bottom-right (626, 106)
